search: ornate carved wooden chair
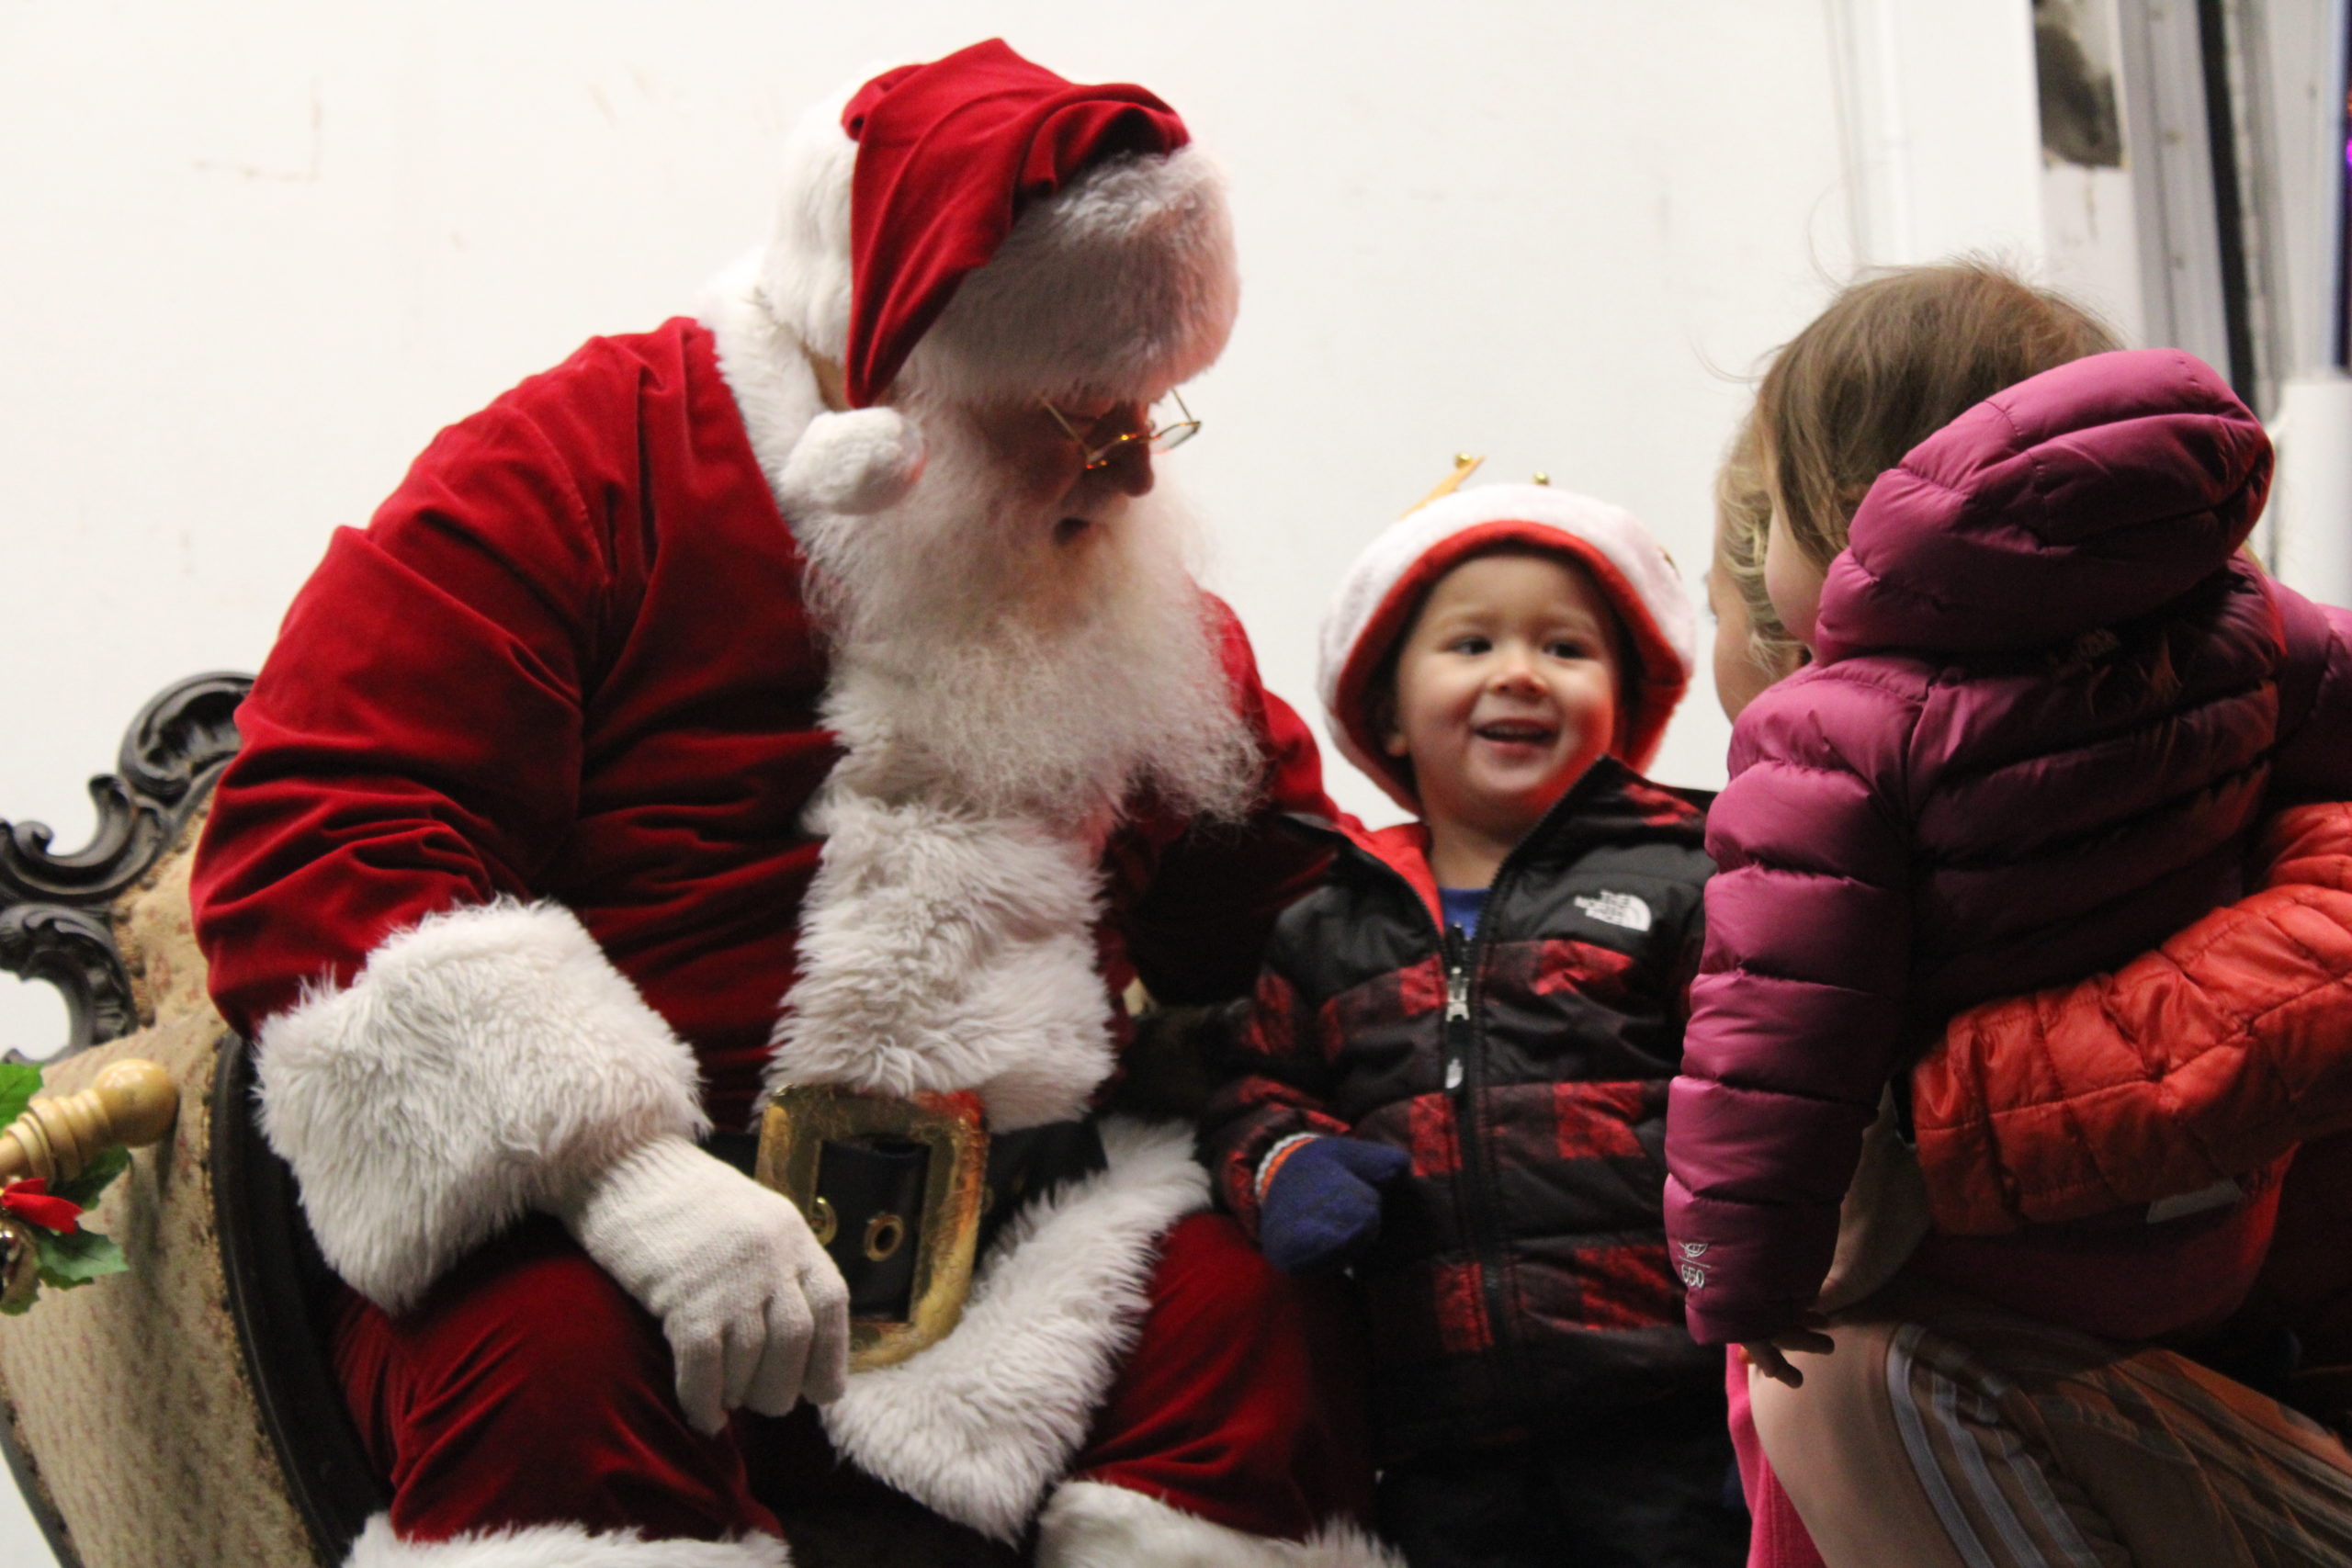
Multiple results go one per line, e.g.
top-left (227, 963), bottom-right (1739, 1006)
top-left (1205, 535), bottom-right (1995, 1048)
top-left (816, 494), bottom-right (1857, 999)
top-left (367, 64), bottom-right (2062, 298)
top-left (0, 672), bottom-right (379, 1567)
top-left (0, 677), bottom-right (1015, 1568)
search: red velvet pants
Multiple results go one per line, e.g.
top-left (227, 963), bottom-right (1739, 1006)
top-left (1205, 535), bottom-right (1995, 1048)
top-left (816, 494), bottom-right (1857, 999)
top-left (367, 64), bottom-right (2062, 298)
top-left (334, 1212), bottom-right (1375, 1546)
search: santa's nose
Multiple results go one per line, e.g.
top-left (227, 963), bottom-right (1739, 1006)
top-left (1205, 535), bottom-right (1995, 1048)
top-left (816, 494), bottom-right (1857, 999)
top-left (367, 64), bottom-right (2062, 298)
top-left (1096, 436), bottom-right (1155, 497)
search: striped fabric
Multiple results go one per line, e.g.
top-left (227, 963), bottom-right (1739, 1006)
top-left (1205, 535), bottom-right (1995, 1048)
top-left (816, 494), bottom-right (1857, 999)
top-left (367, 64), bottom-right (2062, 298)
top-left (1883, 1307), bottom-right (2352, 1568)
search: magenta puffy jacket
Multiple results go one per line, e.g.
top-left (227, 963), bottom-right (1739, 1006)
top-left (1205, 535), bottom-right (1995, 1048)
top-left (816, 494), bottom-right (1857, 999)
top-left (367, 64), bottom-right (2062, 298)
top-left (1664, 349), bottom-right (2352, 1345)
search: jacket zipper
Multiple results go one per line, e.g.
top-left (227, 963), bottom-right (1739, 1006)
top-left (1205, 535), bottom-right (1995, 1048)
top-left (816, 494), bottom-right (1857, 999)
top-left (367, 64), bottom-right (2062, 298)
top-left (1295, 778), bottom-right (1657, 1417)
top-left (1442, 929), bottom-right (1471, 1091)
top-left (1443, 902), bottom-right (1527, 1414)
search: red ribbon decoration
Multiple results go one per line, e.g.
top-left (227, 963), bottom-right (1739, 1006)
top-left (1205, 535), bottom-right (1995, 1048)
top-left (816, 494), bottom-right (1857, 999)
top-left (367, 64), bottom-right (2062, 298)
top-left (2, 1179), bottom-right (82, 1235)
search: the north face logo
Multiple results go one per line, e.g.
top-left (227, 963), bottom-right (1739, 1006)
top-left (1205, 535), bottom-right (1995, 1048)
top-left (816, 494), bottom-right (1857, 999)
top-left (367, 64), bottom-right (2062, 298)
top-left (1678, 1241), bottom-right (1707, 1260)
top-left (1574, 890), bottom-right (1652, 932)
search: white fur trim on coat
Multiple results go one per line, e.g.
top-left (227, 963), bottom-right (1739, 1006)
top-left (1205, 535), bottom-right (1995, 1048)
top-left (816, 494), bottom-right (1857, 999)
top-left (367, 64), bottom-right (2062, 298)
top-left (345, 1514), bottom-right (791, 1568)
top-left (256, 900), bottom-right (708, 1314)
top-left (1035, 1481), bottom-right (1405, 1568)
top-left (697, 252), bottom-right (828, 532)
top-left (767, 789), bottom-right (1117, 1131)
top-left (820, 1117), bottom-right (1208, 1542)
top-left (757, 87), bottom-right (1237, 408)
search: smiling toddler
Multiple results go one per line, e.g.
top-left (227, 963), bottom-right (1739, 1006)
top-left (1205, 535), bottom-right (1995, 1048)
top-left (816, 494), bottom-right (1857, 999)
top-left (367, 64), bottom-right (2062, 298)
top-left (1204, 481), bottom-right (1743, 1566)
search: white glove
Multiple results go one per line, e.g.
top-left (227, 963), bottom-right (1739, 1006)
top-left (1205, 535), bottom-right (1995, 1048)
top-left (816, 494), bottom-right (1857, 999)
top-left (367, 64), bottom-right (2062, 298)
top-left (552, 1134), bottom-right (851, 1434)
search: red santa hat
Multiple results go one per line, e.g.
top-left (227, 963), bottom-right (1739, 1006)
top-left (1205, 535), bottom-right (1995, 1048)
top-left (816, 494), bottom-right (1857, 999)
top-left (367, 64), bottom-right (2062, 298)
top-left (1319, 482), bottom-right (1696, 812)
top-left (759, 40), bottom-right (1238, 513)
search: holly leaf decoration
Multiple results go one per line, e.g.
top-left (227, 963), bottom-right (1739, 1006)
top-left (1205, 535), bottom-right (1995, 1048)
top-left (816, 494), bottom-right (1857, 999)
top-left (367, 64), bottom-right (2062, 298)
top-left (33, 1225), bottom-right (127, 1292)
top-left (0, 1062), bottom-right (40, 1132)
top-left (50, 1145), bottom-right (130, 1210)
top-left (0, 1063), bottom-right (141, 1311)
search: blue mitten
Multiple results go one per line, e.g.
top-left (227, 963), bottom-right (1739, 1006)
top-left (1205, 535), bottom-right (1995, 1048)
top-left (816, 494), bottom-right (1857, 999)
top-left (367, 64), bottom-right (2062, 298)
top-left (1256, 1136), bottom-right (1412, 1274)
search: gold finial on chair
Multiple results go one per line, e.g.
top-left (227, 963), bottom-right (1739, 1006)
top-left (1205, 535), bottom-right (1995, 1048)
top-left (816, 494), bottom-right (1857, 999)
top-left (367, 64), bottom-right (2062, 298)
top-left (1403, 453), bottom-right (1484, 517)
top-left (0, 1060), bottom-right (178, 1185)
top-left (1532, 471), bottom-right (1551, 486)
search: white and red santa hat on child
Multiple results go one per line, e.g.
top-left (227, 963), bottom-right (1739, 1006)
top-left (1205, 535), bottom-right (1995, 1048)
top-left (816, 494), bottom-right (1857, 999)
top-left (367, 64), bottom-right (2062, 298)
top-left (755, 39), bottom-right (1238, 513)
top-left (1319, 482), bottom-right (1697, 813)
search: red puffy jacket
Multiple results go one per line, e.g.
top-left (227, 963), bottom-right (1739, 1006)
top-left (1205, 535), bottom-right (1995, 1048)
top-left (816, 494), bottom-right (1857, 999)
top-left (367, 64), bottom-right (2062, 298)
top-left (1917, 801), bottom-right (2352, 1235)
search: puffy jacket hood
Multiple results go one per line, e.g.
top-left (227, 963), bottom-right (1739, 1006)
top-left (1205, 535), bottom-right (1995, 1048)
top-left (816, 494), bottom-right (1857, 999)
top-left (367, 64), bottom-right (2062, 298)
top-left (1812, 348), bottom-right (2273, 664)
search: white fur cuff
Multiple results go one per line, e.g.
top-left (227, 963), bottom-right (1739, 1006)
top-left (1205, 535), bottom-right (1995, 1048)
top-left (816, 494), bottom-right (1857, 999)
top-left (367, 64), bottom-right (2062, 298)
top-left (257, 900), bottom-right (709, 1314)
top-left (1035, 1481), bottom-right (1404, 1568)
top-left (345, 1514), bottom-right (791, 1567)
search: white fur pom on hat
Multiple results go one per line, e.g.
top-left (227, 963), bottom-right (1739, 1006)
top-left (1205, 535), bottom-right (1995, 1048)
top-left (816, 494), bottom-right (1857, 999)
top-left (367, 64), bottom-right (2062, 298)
top-left (775, 407), bottom-right (927, 517)
top-left (1318, 483), bottom-right (1697, 811)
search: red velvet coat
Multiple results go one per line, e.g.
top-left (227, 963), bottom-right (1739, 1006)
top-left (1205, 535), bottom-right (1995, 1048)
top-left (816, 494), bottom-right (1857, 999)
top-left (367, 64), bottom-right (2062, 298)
top-left (190, 317), bottom-right (1335, 1133)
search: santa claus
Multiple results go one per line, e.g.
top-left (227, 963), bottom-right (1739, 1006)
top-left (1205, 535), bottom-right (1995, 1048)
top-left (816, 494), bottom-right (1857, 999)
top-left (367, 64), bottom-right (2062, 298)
top-left (190, 39), bottom-right (1392, 1568)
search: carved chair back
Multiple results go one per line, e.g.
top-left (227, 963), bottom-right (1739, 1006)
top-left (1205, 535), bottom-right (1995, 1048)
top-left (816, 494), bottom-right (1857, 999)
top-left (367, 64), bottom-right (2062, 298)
top-left (0, 674), bottom-right (379, 1568)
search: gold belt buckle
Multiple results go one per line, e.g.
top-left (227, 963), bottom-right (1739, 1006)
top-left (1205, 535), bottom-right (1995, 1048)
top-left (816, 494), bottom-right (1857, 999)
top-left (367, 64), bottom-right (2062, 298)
top-left (756, 1083), bottom-right (988, 1371)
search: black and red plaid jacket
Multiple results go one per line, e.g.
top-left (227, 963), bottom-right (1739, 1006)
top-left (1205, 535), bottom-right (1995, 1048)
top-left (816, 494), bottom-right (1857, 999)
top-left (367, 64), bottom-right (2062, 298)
top-left (1202, 758), bottom-right (1717, 1458)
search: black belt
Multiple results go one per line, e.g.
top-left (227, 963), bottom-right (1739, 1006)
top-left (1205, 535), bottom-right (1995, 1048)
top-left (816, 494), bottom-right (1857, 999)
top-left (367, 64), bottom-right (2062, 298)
top-left (706, 1116), bottom-right (1106, 1319)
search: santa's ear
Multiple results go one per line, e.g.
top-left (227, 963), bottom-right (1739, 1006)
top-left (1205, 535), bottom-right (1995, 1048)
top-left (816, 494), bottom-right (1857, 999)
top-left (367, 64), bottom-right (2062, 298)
top-left (775, 408), bottom-right (926, 516)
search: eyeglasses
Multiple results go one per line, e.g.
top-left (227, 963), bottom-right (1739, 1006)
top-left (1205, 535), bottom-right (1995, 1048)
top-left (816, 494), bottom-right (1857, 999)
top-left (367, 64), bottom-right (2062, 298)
top-left (1040, 390), bottom-right (1201, 470)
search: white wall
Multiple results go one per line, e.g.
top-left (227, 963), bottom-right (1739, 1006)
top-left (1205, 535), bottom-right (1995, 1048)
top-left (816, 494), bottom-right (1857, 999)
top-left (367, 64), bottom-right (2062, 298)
top-left (0, 6), bottom-right (2044, 1561)
top-left (2261, 0), bottom-right (2351, 374)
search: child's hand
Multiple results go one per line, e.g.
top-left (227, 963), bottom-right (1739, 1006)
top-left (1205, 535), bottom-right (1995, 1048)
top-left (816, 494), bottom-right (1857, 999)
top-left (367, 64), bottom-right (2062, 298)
top-left (1257, 1136), bottom-right (1411, 1273)
top-left (1740, 1320), bottom-right (1837, 1388)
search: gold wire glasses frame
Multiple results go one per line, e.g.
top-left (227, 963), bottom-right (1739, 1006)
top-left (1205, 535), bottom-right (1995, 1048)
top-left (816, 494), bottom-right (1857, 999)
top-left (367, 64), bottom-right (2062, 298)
top-left (1040, 389), bottom-right (1201, 470)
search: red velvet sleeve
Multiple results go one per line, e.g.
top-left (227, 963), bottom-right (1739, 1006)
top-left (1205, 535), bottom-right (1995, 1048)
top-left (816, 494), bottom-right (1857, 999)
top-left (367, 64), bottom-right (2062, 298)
top-left (1114, 596), bottom-right (1337, 1006)
top-left (192, 380), bottom-right (633, 1037)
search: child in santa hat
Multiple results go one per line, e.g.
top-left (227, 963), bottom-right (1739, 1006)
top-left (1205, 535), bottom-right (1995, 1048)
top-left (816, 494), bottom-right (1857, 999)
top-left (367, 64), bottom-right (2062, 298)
top-left (1204, 479), bottom-right (1745, 1566)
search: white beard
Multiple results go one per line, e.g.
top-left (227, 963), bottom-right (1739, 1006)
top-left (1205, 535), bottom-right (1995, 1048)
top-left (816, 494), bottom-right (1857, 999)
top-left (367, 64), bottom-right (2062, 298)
top-left (768, 398), bottom-right (1263, 1127)
top-left (794, 400), bottom-right (1262, 832)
